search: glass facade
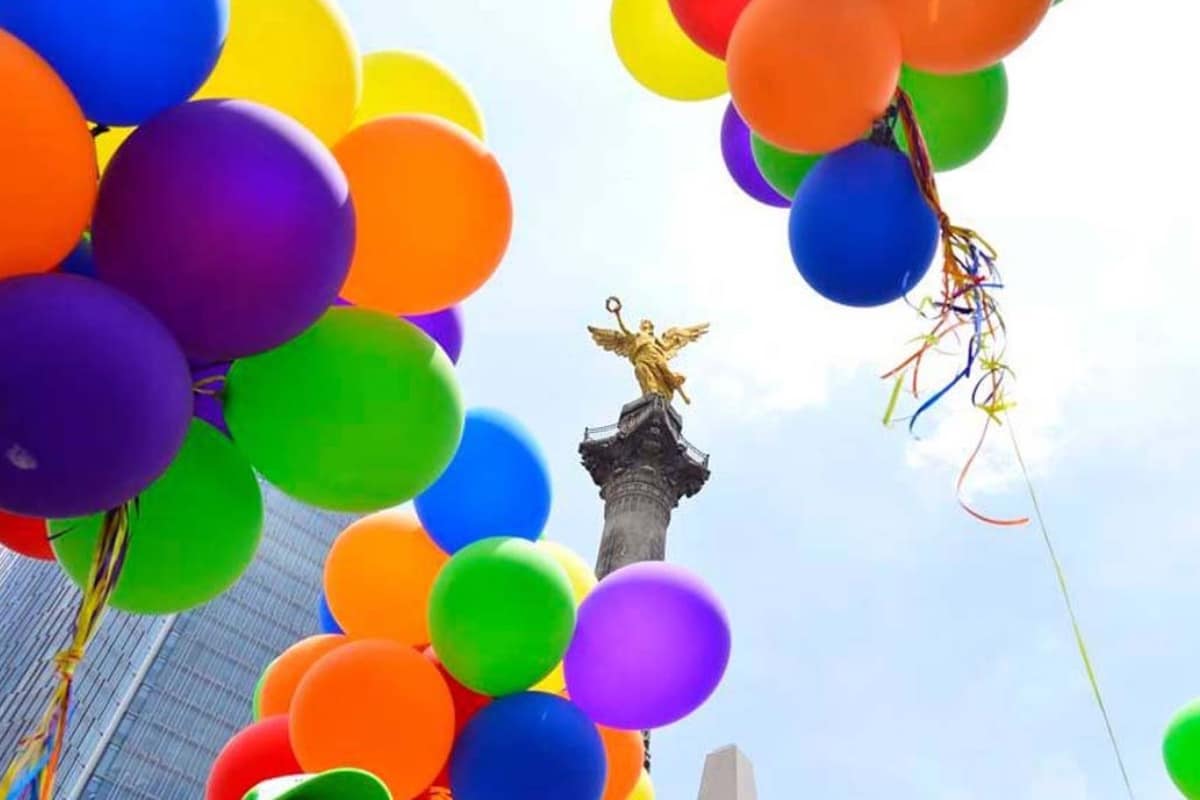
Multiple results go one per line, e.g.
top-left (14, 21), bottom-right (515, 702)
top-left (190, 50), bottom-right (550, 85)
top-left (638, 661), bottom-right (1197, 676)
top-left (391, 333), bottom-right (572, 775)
top-left (0, 485), bottom-right (352, 798)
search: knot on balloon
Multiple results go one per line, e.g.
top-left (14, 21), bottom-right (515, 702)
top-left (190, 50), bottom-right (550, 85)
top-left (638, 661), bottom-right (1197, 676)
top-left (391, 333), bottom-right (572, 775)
top-left (53, 647), bottom-right (84, 679)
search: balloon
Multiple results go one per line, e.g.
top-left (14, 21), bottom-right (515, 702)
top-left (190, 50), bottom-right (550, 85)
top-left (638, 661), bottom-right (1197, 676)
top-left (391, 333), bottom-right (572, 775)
top-left (897, 64), bottom-right (1008, 171)
top-left (94, 126), bottom-right (133, 176)
top-left (789, 141), bottom-right (938, 308)
top-left (324, 511), bottom-right (448, 645)
top-left (667, 0), bottom-right (751, 58)
top-left (423, 647), bottom-right (493, 736)
top-left (0, 275), bottom-right (191, 518)
top-left (245, 770), bottom-right (391, 800)
top-left (224, 308), bottom-right (464, 512)
top-left (881, 0), bottom-right (1050, 74)
top-left (0, 30), bottom-right (96, 279)
top-left (192, 362), bottom-right (231, 438)
top-left (599, 726), bottom-right (644, 800)
top-left (531, 541), bottom-right (598, 694)
top-left (355, 51), bottom-right (485, 140)
top-left (611, 0), bottom-right (728, 102)
top-left (195, 0), bottom-right (361, 145)
top-left (564, 562), bottom-right (731, 730)
top-left (206, 717), bottom-right (301, 800)
top-left (52, 420), bottom-right (263, 614)
top-left (629, 769), bottom-right (656, 800)
top-left (58, 237), bottom-right (96, 279)
top-left (252, 661), bottom-right (272, 721)
top-left (428, 538), bottom-right (576, 696)
top-left (92, 99), bottom-right (355, 364)
top-left (258, 635), bottom-right (349, 719)
top-left (416, 410), bottom-right (552, 554)
top-left (0, 1), bottom-right (228, 126)
top-left (404, 306), bottom-right (465, 365)
top-left (290, 640), bottom-right (455, 799)
top-left (750, 135), bottom-right (821, 201)
top-left (450, 693), bottom-right (606, 800)
top-left (727, 0), bottom-right (900, 154)
top-left (719, 103), bottom-right (788, 208)
top-left (317, 592), bottom-right (344, 635)
top-left (0, 510), bottom-right (51, 561)
top-left (1165, 699), bottom-right (1200, 798)
top-left (334, 115), bottom-right (512, 316)
top-left (537, 541), bottom-right (599, 603)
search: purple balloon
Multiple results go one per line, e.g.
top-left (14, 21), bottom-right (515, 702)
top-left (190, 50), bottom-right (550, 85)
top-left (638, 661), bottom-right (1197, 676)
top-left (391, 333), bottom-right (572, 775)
top-left (191, 361), bottom-right (230, 437)
top-left (564, 562), bottom-right (731, 730)
top-left (721, 103), bottom-right (789, 208)
top-left (0, 275), bottom-right (192, 518)
top-left (404, 306), bottom-right (463, 364)
top-left (92, 99), bottom-right (355, 364)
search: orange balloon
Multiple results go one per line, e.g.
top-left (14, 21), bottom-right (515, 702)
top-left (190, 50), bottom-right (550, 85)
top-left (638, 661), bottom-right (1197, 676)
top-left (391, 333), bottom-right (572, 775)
top-left (0, 30), bottom-right (97, 278)
top-left (258, 635), bottom-right (349, 719)
top-left (600, 726), bottom-right (645, 800)
top-left (726, 0), bottom-right (901, 154)
top-left (334, 115), bottom-right (512, 315)
top-left (324, 510), bottom-right (448, 646)
top-left (882, 0), bottom-right (1050, 74)
top-left (290, 640), bottom-right (454, 799)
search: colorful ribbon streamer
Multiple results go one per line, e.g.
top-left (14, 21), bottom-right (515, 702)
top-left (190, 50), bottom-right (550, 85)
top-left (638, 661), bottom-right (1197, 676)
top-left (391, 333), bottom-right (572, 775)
top-left (0, 505), bottom-right (133, 800)
top-left (881, 88), bottom-right (1027, 526)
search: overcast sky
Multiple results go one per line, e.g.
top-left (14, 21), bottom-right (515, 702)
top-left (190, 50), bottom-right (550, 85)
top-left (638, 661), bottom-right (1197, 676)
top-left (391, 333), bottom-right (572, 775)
top-left (341, 1), bottom-right (1198, 797)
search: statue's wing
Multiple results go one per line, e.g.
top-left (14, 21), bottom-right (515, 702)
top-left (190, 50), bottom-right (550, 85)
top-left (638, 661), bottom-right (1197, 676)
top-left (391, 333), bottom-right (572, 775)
top-left (660, 323), bottom-right (710, 360)
top-left (588, 326), bottom-right (634, 357)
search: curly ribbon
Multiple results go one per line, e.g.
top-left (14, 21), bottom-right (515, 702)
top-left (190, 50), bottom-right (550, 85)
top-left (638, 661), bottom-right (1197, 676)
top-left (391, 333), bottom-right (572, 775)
top-left (881, 89), bottom-right (1028, 526)
top-left (0, 505), bottom-right (133, 800)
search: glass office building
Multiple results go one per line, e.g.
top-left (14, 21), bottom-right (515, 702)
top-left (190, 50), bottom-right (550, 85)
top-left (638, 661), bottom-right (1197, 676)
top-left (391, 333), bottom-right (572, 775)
top-left (0, 485), bottom-right (351, 799)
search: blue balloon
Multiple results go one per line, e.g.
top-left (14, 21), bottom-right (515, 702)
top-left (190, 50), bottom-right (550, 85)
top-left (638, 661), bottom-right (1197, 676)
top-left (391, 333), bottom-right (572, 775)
top-left (451, 693), bottom-right (606, 800)
top-left (416, 409), bottom-right (551, 554)
top-left (789, 141), bottom-right (939, 308)
top-left (58, 237), bottom-right (96, 278)
top-left (0, 0), bottom-right (229, 126)
top-left (317, 591), bottom-right (343, 634)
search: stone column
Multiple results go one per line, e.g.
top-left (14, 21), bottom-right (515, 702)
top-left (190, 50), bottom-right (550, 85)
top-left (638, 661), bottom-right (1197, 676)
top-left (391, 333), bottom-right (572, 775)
top-left (698, 746), bottom-right (758, 800)
top-left (580, 394), bottom-right (710, 771)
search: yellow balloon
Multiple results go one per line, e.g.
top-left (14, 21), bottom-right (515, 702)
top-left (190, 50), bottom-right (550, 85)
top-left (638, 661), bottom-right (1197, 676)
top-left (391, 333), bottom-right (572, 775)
top-left (537, 540), bottom-right (598, 604)
top-left (627, 769), bottom-right (655, 800)
top-left (196, 0), bottom-right (362, 145)
top-left (531, 541), bottom-right (596, 695)
top-left (354, 51), bottom-right (485, 140)
top-left (93, 125), bottom-right (133, 175)
top-left (611, 0), bottom-right (728, 101)
top-left (531, 662), bottom-right (567, 695)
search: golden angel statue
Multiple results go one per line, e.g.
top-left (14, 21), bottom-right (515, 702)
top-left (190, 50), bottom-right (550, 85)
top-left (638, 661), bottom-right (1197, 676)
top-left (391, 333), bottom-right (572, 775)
top-left (588, 296), bottom-right (709, 404)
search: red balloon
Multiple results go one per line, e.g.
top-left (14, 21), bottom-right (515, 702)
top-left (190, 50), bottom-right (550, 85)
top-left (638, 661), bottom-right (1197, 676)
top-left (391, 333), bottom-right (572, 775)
top-left (0, 509), bottom-right (52, 560)
top-left (668, 0), bottom-right (751, 58)
top-left (205, 717), bottom-right (301, 800)
top-left (423, 646), bottom-right (491, 734)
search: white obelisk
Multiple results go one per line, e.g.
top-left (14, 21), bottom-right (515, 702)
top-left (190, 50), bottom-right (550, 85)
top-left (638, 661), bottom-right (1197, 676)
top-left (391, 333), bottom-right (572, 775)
top-left (698, 745), bottom-right (758, 800)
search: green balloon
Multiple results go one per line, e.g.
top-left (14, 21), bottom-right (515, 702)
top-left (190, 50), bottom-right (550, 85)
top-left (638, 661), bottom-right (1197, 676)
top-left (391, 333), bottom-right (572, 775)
top-left (52, 420), bottom-right (263, 615)
top-left (252, 660), bottom-right (273, 721)
top-left (750, 134), bottom-right (821, 199)
top-left (428, 537), bottom-right (576, 697)
top-left (1165, 699), bottom-right (1200, 797)
top-left (898, 63), bottom-right (1008, 172)
top-left (224, 308), bottom-right (464, 512)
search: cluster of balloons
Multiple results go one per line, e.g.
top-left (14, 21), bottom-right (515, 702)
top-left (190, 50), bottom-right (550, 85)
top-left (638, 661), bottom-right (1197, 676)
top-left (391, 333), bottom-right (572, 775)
top-left (612, 0), bottom-right (1059, 308)
top-left (208, 409), bottom-right (730, 799)
top-left (0, 0), bottom-right (509, 621)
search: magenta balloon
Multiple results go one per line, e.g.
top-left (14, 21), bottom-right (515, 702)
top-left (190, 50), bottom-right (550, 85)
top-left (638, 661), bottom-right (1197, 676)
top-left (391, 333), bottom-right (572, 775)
top-left (404, 306), bottom-right (463, 364)
top-left (92, 99), bottom-right (355, 363)
top-left (720, 103), bottom-right (789, 208)
top-left (564, 562), bottom-right (731, 730)
top-left (0, 275), bottom-right (192, 517)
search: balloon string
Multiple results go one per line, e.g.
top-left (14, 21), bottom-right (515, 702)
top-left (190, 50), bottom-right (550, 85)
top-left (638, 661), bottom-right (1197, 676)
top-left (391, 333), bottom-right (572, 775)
top-left (192, 375), bottom-right (225, 397)
top-left (882, 89), bottom-right (1025, 526)
top-left (1005, 413), bottom-right (1137, 799)
top-left (0, 505), bottom-right (133, 800)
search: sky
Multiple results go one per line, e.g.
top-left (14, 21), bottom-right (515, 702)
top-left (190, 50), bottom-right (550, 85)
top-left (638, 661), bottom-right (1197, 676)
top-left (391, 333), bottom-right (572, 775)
top-left (340, 1), bottom-right (1199, 797)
